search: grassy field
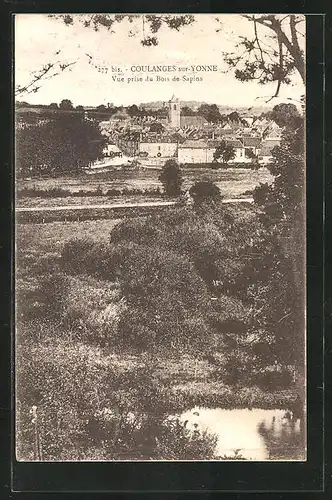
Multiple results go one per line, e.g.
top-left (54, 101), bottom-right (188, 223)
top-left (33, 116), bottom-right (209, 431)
top-left (17, 166), bottom-right (273, 201)
top-left (16, 195), bottom-right (166, 208)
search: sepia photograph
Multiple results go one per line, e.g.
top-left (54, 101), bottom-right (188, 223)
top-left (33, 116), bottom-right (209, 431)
top-left (15, 13), bottom-right (306, 462)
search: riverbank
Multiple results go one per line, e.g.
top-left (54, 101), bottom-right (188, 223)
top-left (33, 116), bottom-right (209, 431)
top-left (17, 319), bottom-right (297, 413)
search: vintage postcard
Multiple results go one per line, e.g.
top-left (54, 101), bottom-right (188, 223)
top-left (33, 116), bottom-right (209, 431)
top-left (15, 13), bottom-right (306, 462)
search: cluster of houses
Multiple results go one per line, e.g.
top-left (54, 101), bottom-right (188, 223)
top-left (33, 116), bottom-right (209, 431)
top-left (95, 95), bottom-right (282, 170)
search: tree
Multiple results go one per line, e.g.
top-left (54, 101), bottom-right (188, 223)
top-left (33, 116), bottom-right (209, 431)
top-left (189, 181), bottom-right (221, 206)
top-left (181, 106), bottom-right (196, 116)
top-left (15, 60), bottom-right (77, 97)
top-left (252, 108), bottom-right (305, 414)
top-left (213, 141), bottom-right (236, 164)
top-left (271, 102), bottom-right (300, 128)
top-left (76, 105), bottom-right (84, 111)
top-left (244, 148), bottom-right (258, 162)
top-left (17, 14), bottom-right (304, 103)
top-left (16, 113), bottom-right (106, 177)
top-left (48, 102), bottom-right (59, 109)
top-left (154, 107), bottom-right (168, 118)
top-left (254, 109), bottom-right (304, 222)
top-left (228, 111), bottom-right (241, 123)
top-left (149, 122), bottom-right (164, 134)
top-left (96, 104), bottom-right (107, 112)
top-left (159, 160), bottom-right (183, 197)
top-left (15, 101), bottom-right (30, 108)
top-left (127, 104), bottom-right (140, 117)
top-left (223, 14), bottom-right (305, 101)
top-left (59, 99), bottom-right (74, 110)
top-left (197, 104), bottom-right (222, 123)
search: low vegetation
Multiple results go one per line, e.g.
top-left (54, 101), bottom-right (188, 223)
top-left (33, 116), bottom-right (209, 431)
top-left (16, 186), bottom-right (301, 460)
top-left (17, 186), bottom-right (163, 199)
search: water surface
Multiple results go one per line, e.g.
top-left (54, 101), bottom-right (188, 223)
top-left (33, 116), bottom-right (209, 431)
top-left (180, 407), bottom-right (305, 461)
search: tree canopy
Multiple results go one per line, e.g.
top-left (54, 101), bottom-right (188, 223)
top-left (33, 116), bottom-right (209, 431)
top-left (59, 99), bottom-right (74, 110)
top-left (159, 160), bottom-right (183, 197)
top-left (16, 113), bottom-right (106, 177)
top-left (223, 15), bottom-right (305, 101)
top-left (270, 102), bottom-right (300, 128)
top-left (213, 141), bottom-right (236, 164)
top-left (197, 104), bottom-right (222, 123)
top-left (189, 181), bottom-right (221, 206)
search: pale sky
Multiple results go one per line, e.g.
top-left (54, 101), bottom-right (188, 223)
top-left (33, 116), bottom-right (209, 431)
top-left (15, 14), bottom-right (305, 108)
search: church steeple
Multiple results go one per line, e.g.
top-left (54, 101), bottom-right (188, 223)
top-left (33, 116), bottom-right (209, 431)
top-left (168, 95), bottom-right (181, 128)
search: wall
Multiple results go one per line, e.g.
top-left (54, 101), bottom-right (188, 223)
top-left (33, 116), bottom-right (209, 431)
top-left (178, 147), bottom-right (213, 164)
top-left (228, 147), bottom-right (252, 164)
top-left (139, 142), bottom-right (178, 158)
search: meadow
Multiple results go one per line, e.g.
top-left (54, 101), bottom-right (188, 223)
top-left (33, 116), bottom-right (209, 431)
top-left (17, 166), bottom-right (273, 203)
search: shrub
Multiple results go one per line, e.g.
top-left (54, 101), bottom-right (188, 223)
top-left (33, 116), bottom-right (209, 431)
top-left (17, 187), bottom-right (72, 198)
top-left (189, 181), bottom-right (222, 206)
top-left (61, 237), bottom-right (142, 282)
top-left (253, 367), bottom-right (293, 391)
top-left (159, 160), bottom-right (183, 197)
top-left (117, 245), bottom-right (212, 351)
top-left (63, 275), bottom-right (123, 345)
top-left (109, 218), bottom-right (160, 246)
top-left (217, 349), bottom-right (259, 386)
top-left (105, 188), bottom-right (121, 197)
top-left (37, 271), bottom-right (70, 319)
top-left (151, 417), bottom-right (218, 460)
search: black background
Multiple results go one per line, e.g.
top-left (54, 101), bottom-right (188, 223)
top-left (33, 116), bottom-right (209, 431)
top-left (0, 0), bottom-right (328, 496)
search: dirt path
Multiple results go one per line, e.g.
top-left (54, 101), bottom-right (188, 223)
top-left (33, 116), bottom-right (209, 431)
top-left (16, 198), bottom-right (253, 213)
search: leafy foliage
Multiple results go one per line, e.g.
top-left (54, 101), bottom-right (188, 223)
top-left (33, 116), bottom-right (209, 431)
top-left (197, 103), bottom-right (222, 123)
top-left (250, 107), bottom-right (305, 401)
top-left (253, 108), bottom-right (304, 221)
top-left (16, 335), bottom-right (218, 460)
top-left (270, 103), bottom-right (300, 128)
top-left (223, 15), bottom-right (305, 100)
top-left (59, 99), bottom-right (74, 110)
top-left (159, 159), bottom-right (183, 197)
top-left (213, 140), bottom-right (236, 164)
top-left (189, 181), bottom-right (222, 206)
top-left (16, 113), bottom-right (106, 177)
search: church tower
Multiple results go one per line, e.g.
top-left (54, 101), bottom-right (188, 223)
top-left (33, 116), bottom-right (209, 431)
top-left (168, 95), bottom-right (181, 128)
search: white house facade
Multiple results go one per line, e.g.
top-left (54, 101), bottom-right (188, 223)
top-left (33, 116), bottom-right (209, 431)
top-left (139, 141), bottom-right (178, 158)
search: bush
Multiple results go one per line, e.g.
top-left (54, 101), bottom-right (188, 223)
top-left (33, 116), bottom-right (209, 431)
top-left (253, 367), bottom-right (293, 391)
top-left (217, 349), bottom-right (259, 386)
top-left (17, 187), bottom-right (72, 198)
top-left (117, 245), bottom-right (212, 350)
top-left (189, 181), bottom-right (222, 206)
top-left (109, 218), bottom-right (161, 246)
top-left (105, 188), bottom-right (121, 197)
top-left (61, 237), bottom-right (142, 282)
top-left (63, 275), bottom-right (123, 346)
top-left (37, 272), bottom-right (70, 319)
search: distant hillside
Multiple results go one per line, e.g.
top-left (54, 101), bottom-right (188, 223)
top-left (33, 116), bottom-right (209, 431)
top-left (16, 100), bottom-right (273, 117)
top-left (140, 100), bottom-right (272, 116)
